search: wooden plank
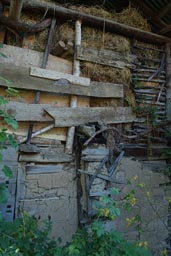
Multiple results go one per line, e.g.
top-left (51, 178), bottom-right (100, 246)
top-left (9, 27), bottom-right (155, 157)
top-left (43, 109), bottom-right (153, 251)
top-left (1, 101), bottom-right (53, 122)
top-left (0, 44), bottom-right (72, 73)
top-left (0, 63), bottom-right (123, 98)
top-left (82, 148), bottom-right (109, 156)
top-left (30, 66), bottom-right (90, 87)
top-left (76, 46), bottom-right (136, 69)
top-left (45, 107), bottom-right (136, 127)
top-left (19, 153), bottom-right (73, 163)
top-left (26, 164), bottom-right (64, 174)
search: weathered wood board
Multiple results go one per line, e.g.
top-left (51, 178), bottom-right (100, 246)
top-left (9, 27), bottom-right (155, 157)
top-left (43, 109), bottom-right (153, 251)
top-left (0, 44), bottom-right (72, 73)
top-left (2, 102), bottom-right (135, 125)
top-left (19, 153), bottom-right (73, 163)
top-left (0, 63), bottom-right (123, 98)
top-left (76, 46), bottom-right (137, 69)
top-left (1, 101), bottom-right (53, 122)
top-left (45, 107), bottom-right (136, 127)
top-left (30, 66), bottom-right (90, 87)
top-left (26, 164), bottom-right (65, 174)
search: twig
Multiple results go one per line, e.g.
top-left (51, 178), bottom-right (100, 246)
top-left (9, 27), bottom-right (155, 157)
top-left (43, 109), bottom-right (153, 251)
top-left (83, 121), bottom-right (171, 146)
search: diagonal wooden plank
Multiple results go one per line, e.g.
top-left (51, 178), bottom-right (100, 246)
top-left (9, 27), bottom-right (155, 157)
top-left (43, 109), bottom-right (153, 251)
top-left (30, 66), bottom-right (90, 86)
top-left (0, 63), bottom-right (123, 98)
top-left (45, 107), bottom-right (136, 127)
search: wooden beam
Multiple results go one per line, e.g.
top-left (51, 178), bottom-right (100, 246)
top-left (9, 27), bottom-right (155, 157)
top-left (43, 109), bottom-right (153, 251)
top-left (0, 15), bottom-right (51, 33)
top-left (19, 153), bottom-right (73, 162)
top-left (1, 0), bottom-right (171, 44)
top-left (76, 46), bottom-right (136, 69)
top-left (0, 44), bottom-right (72, 73)
top-left (1, 101), bottom-right (53, 122)
top-left (0, 63), bottom-right (123, 98)
top-left (30, 66), bottom-right (90, 87)
top-left (1, 102), bottom-right (135, 125)
top-left (45, 106), bottom-right (136, 127)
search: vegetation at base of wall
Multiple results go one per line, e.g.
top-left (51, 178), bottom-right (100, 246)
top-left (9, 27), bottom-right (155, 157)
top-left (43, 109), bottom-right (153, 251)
top-left (0, 188), bottom-right (151, 256)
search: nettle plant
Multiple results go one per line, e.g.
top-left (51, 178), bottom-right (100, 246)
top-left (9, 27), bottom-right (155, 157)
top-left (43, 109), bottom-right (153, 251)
top-left (0, 86), bottom-right (18, 212)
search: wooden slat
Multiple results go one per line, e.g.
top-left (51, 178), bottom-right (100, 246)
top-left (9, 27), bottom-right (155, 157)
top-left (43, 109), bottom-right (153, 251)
top-left (26, 164), bottom-right (64, 174)
top-left (45, 107), bottom-right (136, 127)
top-left (19, 153), bottom-right (73, 163)
top-left (0, 63), bottom-right (123, 98)
top-left (0, 44), bottom-right (72, 73)
top-left (1, 101), bottom-right (53, 122)
top-left (30, 66), bottom-right (90, 87)
top-left (77, 46), bottom-right (136, 69)
top-left (1, 103), bottom-right (134, 125)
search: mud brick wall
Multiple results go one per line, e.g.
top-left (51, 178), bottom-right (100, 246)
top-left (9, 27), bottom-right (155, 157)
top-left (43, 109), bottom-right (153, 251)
top-left (17, 161), bottom-right (78, 244)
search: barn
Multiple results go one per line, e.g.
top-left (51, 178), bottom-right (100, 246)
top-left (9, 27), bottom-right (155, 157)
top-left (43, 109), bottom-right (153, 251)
top-left (0, 0), bottom-right (171, 255)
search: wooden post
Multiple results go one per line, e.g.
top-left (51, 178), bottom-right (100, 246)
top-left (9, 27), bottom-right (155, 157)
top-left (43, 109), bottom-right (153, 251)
top-left (165, 43), bottom-right (171, 122)
top-left (9, 0), bottom-right (23, 20)
top-left (65, 20), bottom-right (81, 154)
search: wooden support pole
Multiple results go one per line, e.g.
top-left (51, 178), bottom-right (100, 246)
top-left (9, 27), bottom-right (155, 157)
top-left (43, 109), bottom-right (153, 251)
top-left (9, 0), bottom-right (23, 20)
top-left (165, 43), bottom-right (171, 122)
top-left (65, 20), bottom-right (81, 154)
top-left (26, 18), bottom-right (56, 143)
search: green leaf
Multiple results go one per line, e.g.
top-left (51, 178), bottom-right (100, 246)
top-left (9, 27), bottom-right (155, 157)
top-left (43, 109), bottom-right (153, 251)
top-left (0, 153), bottom-right (3, 161)
top-left (2, 165), bottom-right (13, 179)
top-left (4, 117), bottom-right (18, 130)
top-left (0, 52), bottom-right (8, 58)
top-left (91, 221), bottom-right (105, 237)
top-left (0, 132), bottom-right (7, 143)
top-left (8, 134), bottom-right (17, 148)
top-left (5, 87), bottom-right (19, 97)
top-left (0, 76), bottom-right (10, 86)
top-left (0, 96), bottom-right (8, 105)
top-left (0, 183), bottom-right (6, 203)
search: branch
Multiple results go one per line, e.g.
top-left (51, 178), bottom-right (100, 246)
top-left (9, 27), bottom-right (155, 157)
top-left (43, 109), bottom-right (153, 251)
top-left (83, 121), bottom-right (171, 146)
top-left (0, 15), bottom-right (51, 34)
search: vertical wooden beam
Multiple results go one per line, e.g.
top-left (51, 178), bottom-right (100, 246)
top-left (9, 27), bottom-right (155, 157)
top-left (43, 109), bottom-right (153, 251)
top-left (65, 20), bottom-right (81, 154)
top-left (9, 0), bottom-right (24, 20)
top-left (165, 43), bottom-right (171, 122)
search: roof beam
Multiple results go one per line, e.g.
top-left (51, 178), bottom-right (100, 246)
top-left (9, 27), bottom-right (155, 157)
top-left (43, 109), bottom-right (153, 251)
top-left (159, 1), bottom-right (171, 18)
top-left (1, 0), bottom-right (171, 45)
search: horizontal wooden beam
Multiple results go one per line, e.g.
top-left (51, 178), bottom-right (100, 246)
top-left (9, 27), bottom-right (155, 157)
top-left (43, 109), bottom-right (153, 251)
top-left (0, 63), bottom-right (123, 98)
top-left (77, 46), bottom-right (136, 69)
top-left (30, 66), bottom-right (90, 87)
top-left (1, 101), bottom-right (53, 122)
top-left (1, 102), bottom-right (135, 125)
top-left (19, 153), bottom-right (73, 162)
top-left (45, 107), bottom-right (136, 127)
top-left (1, 0), bottom-right (171, 44)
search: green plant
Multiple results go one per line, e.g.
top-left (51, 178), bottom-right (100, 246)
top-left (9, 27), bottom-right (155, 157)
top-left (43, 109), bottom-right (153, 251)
top-left (0, 211), bottom-right (60, 256)
top-left (65, 188), bottom-right (151, 256)
top-left (0, 87), bottom-right (19, 210)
